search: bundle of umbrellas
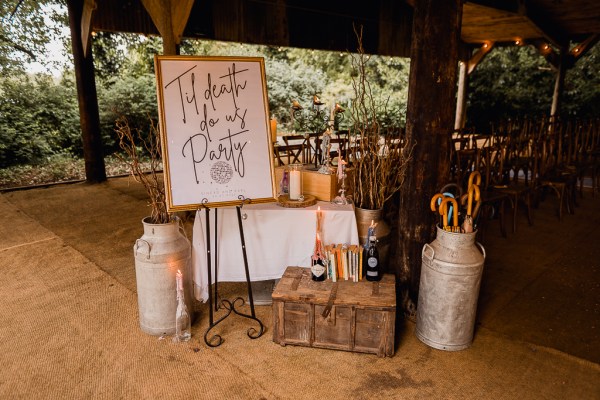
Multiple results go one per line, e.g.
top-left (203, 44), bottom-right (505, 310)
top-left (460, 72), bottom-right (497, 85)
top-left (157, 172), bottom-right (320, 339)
top-left (430, 171), bottom-right (482, 233)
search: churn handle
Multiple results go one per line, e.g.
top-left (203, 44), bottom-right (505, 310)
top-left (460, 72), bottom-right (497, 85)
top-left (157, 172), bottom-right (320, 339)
top-left (135, 239), bottom-right (151, 259)
top-left (422, 243), bottom-right (435, 261)
top-left (475, 241), bottom-right (486, 259)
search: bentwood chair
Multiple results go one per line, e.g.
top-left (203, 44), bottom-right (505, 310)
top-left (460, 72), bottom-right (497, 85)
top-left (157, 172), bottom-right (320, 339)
top-left (533, 119), bottom-right (577, 220)
top-left (488, 140), bottom-right (533, 233)
top-left (474, 145), bottom-right (510, 241)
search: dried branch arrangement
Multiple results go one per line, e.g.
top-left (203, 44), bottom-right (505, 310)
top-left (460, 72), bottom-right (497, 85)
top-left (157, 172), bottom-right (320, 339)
top-left (115, 116), bottom-right (170, 224)
top-left (349, 26), bottom-right (413, 210)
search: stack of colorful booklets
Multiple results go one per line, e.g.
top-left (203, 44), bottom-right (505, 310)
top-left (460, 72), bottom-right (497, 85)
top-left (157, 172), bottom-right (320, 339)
top-left (323, 244), bottom-right (363, 282)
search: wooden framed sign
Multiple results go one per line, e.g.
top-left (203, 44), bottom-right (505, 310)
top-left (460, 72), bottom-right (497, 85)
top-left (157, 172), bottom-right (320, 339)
top-left (154, 56), bottom-right (277, 211)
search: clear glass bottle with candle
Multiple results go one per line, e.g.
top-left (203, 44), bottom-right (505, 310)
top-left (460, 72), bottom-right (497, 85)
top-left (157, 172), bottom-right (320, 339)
top-left (173, 270), bottom-right (191, 342)
top-left (288, 163), bottom-right (304, 201)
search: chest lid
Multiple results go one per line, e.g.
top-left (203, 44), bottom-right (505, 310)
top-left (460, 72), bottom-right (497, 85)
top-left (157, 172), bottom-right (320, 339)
top-left (272, 266), bottom-right (396, 308)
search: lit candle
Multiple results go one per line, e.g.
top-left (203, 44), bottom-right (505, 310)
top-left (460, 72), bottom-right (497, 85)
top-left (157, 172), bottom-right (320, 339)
top-left (270, 117), bottom-right (277, 143)
top-left (316, 206), bottom-right (323, 232)
top-left (176, 269), bottom-right (183, 291)
top-left (289, 166), bottom-right (302, 200)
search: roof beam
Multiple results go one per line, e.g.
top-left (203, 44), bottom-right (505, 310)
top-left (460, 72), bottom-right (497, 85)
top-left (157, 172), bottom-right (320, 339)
top-left (530, 39), bottom-right (560, 70)
top-left (81, 0), bottom-right (96, 58)
top-left (468, 41), bottom-right (494, 74)
top-left (516, 0), bottom-right (565, 48)
top-left (570, 33), bottom-right (600, 61)
top-left (140, 0), bottom-right (194, 54)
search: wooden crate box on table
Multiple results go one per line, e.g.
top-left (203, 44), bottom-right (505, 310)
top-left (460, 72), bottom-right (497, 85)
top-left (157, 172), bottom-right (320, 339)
top-left (274, 166), bottom-right (354, 202)
top-left (272, 266), bottom-right (396, 357)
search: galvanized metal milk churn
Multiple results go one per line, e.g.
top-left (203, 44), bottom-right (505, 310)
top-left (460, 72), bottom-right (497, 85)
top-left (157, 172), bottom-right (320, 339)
top-left (416, 226), bottom-right (485, 351)
top-left (134, 217), bottom-right (194, 336)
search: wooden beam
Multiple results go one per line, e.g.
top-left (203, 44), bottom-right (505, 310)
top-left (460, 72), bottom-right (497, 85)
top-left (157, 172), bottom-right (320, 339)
top-left (468, 41), bottom-right (494, 74)
top-left (141, 0), bottom-right (194, 54)
top-left (397, 0), bottom-right (463, 308)
top-left (170, 0), bottom-right (194, 43)
top-left (67, 0), bottom-right (106, 183)
top-left (550, 44), bottom-right (569, 119)
top-left (570, 33), bottom-right (600, 61)
top-left (516, 0), bottom-right (564, 48)
top-left (530, 39), bottom-right (560, 70)
top-left (81, 0), bottom-right (96, 58)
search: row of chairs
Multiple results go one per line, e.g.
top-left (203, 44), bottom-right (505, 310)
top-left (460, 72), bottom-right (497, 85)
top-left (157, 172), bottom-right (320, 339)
top-left (450, 117), bottom-right (600, 240)
top-left (273, 127), bottom-right (407, 167)
top-left (273, 131), bottom-right (351, 166)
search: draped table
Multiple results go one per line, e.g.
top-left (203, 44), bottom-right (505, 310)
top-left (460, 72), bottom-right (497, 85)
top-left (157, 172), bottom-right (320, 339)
top-left (192, 201), bottom-right (359, 302)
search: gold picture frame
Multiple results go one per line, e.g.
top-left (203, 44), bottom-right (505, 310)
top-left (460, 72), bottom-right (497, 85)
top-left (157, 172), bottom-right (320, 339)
top-left (154, 55), bottom-right (277, 211)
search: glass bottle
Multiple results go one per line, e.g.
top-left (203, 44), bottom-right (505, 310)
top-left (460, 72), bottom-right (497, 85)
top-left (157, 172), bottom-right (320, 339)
top-left (281, 170), bottom-right (289, 195)
top-left (311, 232), bottom-right (326, 282)
top-left (365, 234), bottom-right (381, 281)
top-left (173, 270), bottom-right (191, 342)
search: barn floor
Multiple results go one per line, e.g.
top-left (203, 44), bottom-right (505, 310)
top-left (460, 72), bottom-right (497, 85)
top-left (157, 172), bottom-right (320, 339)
top-left (0, 176), bottom-right (598, 399)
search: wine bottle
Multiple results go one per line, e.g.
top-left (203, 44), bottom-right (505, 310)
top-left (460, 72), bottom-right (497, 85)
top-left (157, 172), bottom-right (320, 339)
top-left (365, 234), bottom-right (381, 281)
top-left (311, 257), bottom-right (326, 281)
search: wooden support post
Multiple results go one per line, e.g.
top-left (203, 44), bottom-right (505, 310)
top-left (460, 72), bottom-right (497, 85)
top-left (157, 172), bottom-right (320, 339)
top-left (454, 42), bottom-right (493, 131)
top-left (550, 44), bottom-right (568, 121)
top-left (396, 0), bottom-right (462, 308)
top-left (454, 59), bottom-right (468, 131)
top-left (67, 0), bottom-right (106, 183)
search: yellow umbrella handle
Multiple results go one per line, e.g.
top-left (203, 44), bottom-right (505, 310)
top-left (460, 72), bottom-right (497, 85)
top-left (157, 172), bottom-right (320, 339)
top-left (468, 171), bottom-right (482, 188)
top-left (439, 198), bottom-right (449, 229)
top-left (472, 185), bottom-right (482, 219)
top-left (430, 193), bottom-right (444, 212)
top-left (440, 197), bottom-right (458, 230)
top-left (450, 198), bottom-right (459, 228)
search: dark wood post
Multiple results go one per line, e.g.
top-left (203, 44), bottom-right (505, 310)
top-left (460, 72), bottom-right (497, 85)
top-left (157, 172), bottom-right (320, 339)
top-left (395, 0), bottom-right (462, 309)
top-left (67, 0), bottom-right (106, 183)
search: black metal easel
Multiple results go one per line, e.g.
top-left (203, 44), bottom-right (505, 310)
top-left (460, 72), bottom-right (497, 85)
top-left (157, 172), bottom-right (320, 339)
top-left (202, 196), bottom-right (265, 347)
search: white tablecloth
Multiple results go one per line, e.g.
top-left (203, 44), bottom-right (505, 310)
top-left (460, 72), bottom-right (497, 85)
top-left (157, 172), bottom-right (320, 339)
top-left (192, 201), bottom-right (359, 302)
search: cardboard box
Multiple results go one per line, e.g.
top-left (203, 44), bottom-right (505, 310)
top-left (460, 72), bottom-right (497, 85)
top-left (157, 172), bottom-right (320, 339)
top-left (274, 165), bottom-right (353, 202)
top-left (272, 267), bottom-right (396, 357)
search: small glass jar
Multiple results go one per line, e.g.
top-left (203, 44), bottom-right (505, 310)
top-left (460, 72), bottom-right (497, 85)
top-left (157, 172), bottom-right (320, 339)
top-left (287, 163), bottom-right (304, 201)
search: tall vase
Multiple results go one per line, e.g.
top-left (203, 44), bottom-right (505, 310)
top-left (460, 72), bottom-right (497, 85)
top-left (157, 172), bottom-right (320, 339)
top-left (355, 207), bottom-right (391, 270)
top-left (134, 216), bottom-right (194, 336)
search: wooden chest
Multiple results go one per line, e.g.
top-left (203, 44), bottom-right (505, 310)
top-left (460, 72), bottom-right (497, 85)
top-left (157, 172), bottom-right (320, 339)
top-left (274, 166), bottom-right (354, 202)
top-left (272, 267), bottom-right (396, 357)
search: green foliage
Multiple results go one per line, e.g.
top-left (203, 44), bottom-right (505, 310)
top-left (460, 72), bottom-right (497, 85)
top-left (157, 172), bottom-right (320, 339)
top-left (467, 44), bottom-right (599, 132)
top-left (98, 73), bottom-right (158, 154)
top-left (0, 0), bottom-right (64, 75)
top-left (181, 40), bottom-right (409, 131)
top-left (0, 73), bottom-right (80, 167)
top-left (562, 44), bottom-right (600, 119)
top-left (467, 46), bottom-right (554, 131)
